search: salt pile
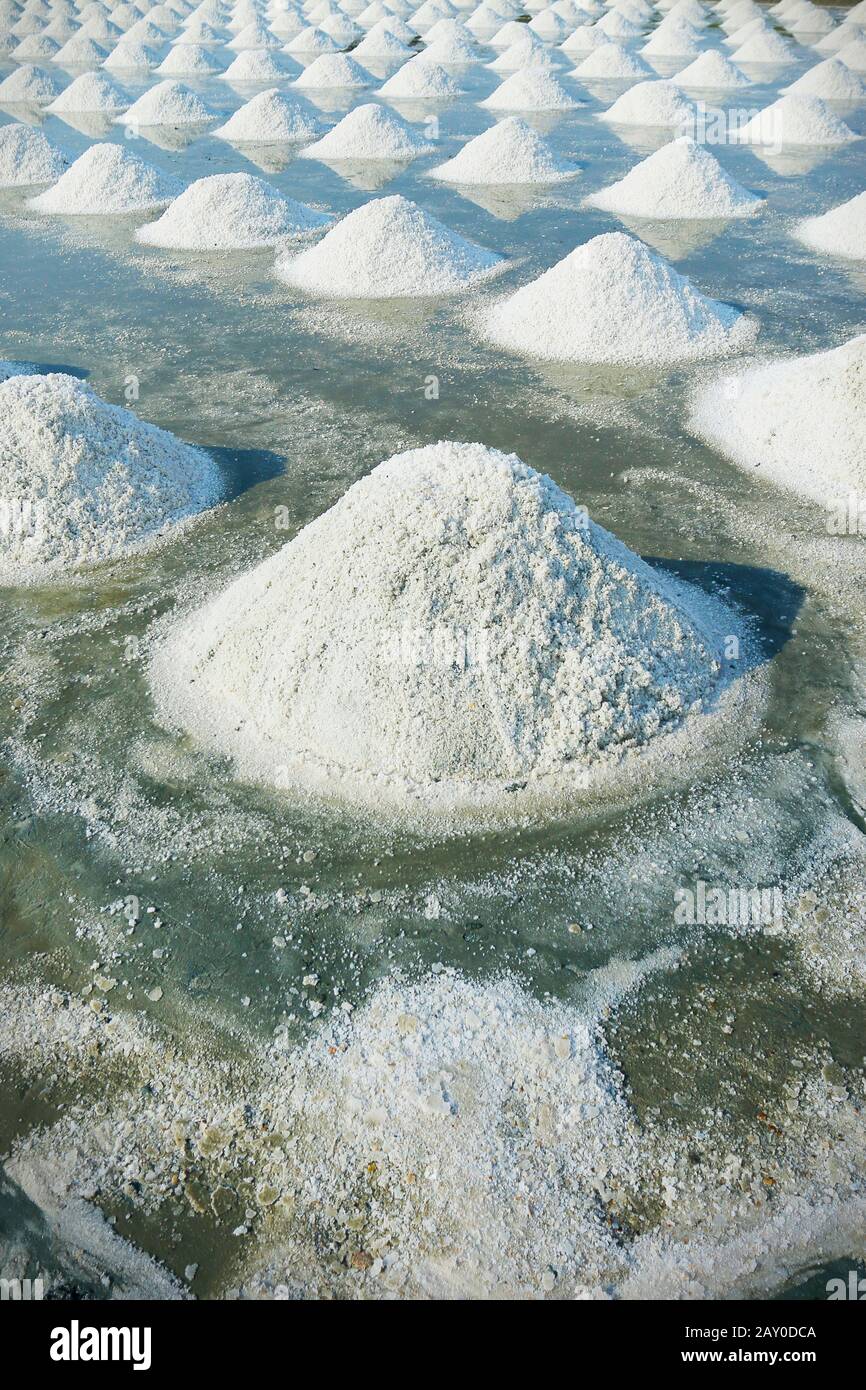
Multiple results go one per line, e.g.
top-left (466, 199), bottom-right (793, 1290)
top-left (378, 55), bottom-right (462, 98)
top-left (596, 10), bottom-right (643, 39)
top-left (45, 72), bottom-right (128, 113)
top-left (0, 63), bottom-right (63, 104)
top-left (156, 43), bottom-right (223, 75)
top-left (213, 88), bottom-right (321, 142)
top-left (671, 48), bottom-right (752, 89)
top-left (733, 94), bottom-right (859, 146)
top-left (352, 24), bottom-right (413, 61)
top-left (293, 53), bottom-right (371, 88)
top-left (585, 137), bottom-right (763, 219)
top-left (731, 29), bottom-right (799, 63)
top-left (429, 115), bottom-right (579, 184)
top-left (28, 143), bottom-right (183, 215)
top-left (103, 42), bottom-right (159, 71)
top-left (275, 194), bottom-right (503, 297)
top-left (116, 81), bottom-right (215, 126)
top-left (300, 103), bottom-right (435, 160)
top-left (574, 41), bottom-right (653, 79)
top-left (136, 172), bottom-right (330, 249)
top-left (599, 78), bottom-right (697, 126)
top-left (483, 230), bottom-right (756, 365)
top-left (641, 25), bottom-right (702, 58)
top-left (52, 35), bottom-right (109, 68)
top-left (836, 38), bottom-right (866, 72)
top-left (561, 25), bottom-right (611, 55)
top-left (147, 441), bottom-right (723, 807)
top-left (481, 69), bottom-right (581, 110)
top-left (688, 336), bottom-right (866, 505)
top-left (221, 49), bottom-right (289, 81)
top-left (0, 373), bottom-right (222, 582)
top-left (784, 58), bottom-right (866, 102)
top-left (793, 191), bottom-right (866, 260)
top-left (422, 32), bottom-right (479, 64)
top-left (13, 35), bottom-right (61, 62)
top-left (0, 122), bottom-right (67, 186)
top-left (489, 32), bottom-right (558, 72)
top-left (284, 25), bottom-right (341, 54)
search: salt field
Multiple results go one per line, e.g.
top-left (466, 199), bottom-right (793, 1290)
top-left (0, 0), bottom-right (865, 1310)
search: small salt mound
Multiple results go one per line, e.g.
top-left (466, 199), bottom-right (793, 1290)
top-left (483, 230), bottom-right (755, 365)
top-left (596, 9), bottom-right (643, 39)
top-left (103, 41), bottom-right (159, 71)
top-left (641, 26), bottom-right (702, 58)
top-left (481, 69), bottom-right (581, 110)
top-left (599, 77), bottom-right (697, 126)
top-left (688, 336), bottom-right (866, 505)
top-left (422, 32), bottom-right (479, 63)
top-left (733, 94), bottom-right (859, 145)
top-left (230, 20), bottom-right (281, 50)
top-left (836, 38), bottom-right (866, 72)
top-left (793, 191), bottom-right (866, 260)
top-left (136, 171), bottom-right (329, 249)
top-left (0, 63), bottom-right (63, 104)
top-left (429, 114), bottom-right (579, 183)
top-left (529, 8), bottom-right (571, 41)
top-left (731, 29), bottom-right (799, 63)
top-left (0, 122), bottom-right (67, 186)
top-left (52, 35), bottom-right (108, 67)
top-left (156, 42), bottom-right (223, 75)
top-left (784, 57), bottom-right (866, 101)
top-left (28, 143), bottom-right (183, 215)
top-left (585, 136), bottom-right (763, 218)
top-left (45, 72), bottom-right (128, 113)
top-left (352, 24), bottom-right (413, 60)
top-left (562, 25), bottom-right (612, 55)
top-left (0, 373), bottom-right (222, 582)
top-left (300, 102), bottom-right (435, 160)
top-left (13, 34), bottom-right (60, 61)
top-left (671, 48), bottom-right (752, 89)
top-left (489, 37), bottom-right (559, 74)
top-left (790, 6), bottom-right (835, 36)
top-left (221, 48), bottom-right (289, 80)
top-left (116, 80), bottom-right (215, 126)
top-left (574, 41), bottom-right (653, 79)
top-left (378, 54), bottom-right (462, 97)
top-left (148, 441), bottom-right (723, 804)
top-left (284, 25), bottom-right (341, 53)
top-left (275, 193), bottom-right (503, 297)
top-left (293, 53), bottom-right (371, 87)
top-left (213, 88), bottom-right (321, 142)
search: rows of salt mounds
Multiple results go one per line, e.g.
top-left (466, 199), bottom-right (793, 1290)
top-left (482, 231), bottom-right (757, 366)
top-left (0, 122), bottom-right (67, 186)
top-left (29, 144), bottom-right (183, 215)
top-left (688, 335), bottom-right (866, 507)
top-left (148, 442), bottom-right (729, 816)
top-left (298, 103), bottom-right (436, 162)
top-left (793, 191), bottom-right (866, 261)
top-left (275, 194), bottom-right (503, 297)
top-left (428, 115), bottom-right (579, 184)
top-left (584, 137), bottom-right (764, 220)
top-left (0, 373), bottom-right (222, 584)
top-left (136, 171), bottom-right (330, 249)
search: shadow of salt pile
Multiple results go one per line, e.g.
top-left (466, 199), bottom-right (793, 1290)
top-left (647, 556), bottom-right (805, 667)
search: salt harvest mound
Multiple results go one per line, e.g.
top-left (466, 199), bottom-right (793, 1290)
top-left (793, 191), bottom-right (866, 260)
top-left (0, 373), bottom-right (222, 582)
top-left (0, 64), bottom-right (63, 104)
top-left (213, 88), bottom-right (321, 142)
top-left (585, 137), bottom-right (764, 219)
top-left (352, 25), bottom-right (413, 61)
top-left (599, 78), bottom-right (697, 126)
top-left (293, 53), bottom-right (371, 88)
top-left (156, 43), bottom-right (223, 76)
top-left (148, 441), bottom-right (725, 810)
top-left (0, 123), bottom-right (67, 186)
top-left (481, 69), bottom-right (581, 110)
top-left (836, 37), bottom-right (866, 71)
top-left (300, 103), bottom-right (435, 160)
top-left (45, 72), bottom-right (128, 113)
top-left (783, 58), bottom-right (866, 102)
top-left (116, 80), bottom-right (215, 125)
top-left (136, 171), bottom-right (330, 249)
top-left (429, 115), bottom-right (579, 183)
top-left (574, 42), bottom-right (653, 79)
top-left (688, 336), bottom-right (866, 505)
top-left (275, 195), bottom-right (502, 297)
top-left (221, 49), bottom-right (289, 81)
top-left (28, 144), bottom-right (183, 215)
top-left (378, 55), bottom-right (462, 98)
top-left (730, 29), bottom-right (799, 63)
top-left (733, 94), bottom-right (859, 145)
top-left (483, 231), bottom-right (756, 365)
top-left (52, 35), bottom-right (108, 67)
top-left (671, 48), bottom-right (752, 89)
top-left (103, 41), bottom-right (159, 71)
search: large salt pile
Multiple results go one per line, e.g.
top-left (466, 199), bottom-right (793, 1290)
top-left (599, 78), bottom-right (697, 126)
top-left (688, 336), bottom-right (866, 505)
top-left (116, 80), bottom-right (215, 126)
top-left (783, 58), bottom-right (866, 102)
top-left (0, 64), bottom-right (63, 104)
top-left (28, 144), bottom-right (183, 215)
top-left (378, 54), bottom-right (462, 98)
top-left (300, 103), bottom-right (435, 160)
top-left (0, 373), bottom-right (223, 582)
top-left (481, 69), bottom-right (581, 110)
top-left (275, 194), bottom-right (503, 297)
top-left (0, 122), bottom-right (67, 186)
top-left (293, 53), bottom-right (371, 88)
top-left (45, 71), bottom-right (128, 113)
top-left (136, 172), bottom-right (330, 249)
top-left (793, 191), bottom-right (866, 260)
top-left (483, 231), bottom-right (756, 365)
top-left (733, 94), bottom-right (859, 145)
top-left (585, 137), bottom-right (764, 218)
top-left (429, 115), bottom-right (579, 183)
top-left (671, 48), bottom-right (752, 89)
top-left (147, 441), bottom-right (724, 810)
top-left (213, 88), bottom-right (321, 142)
top-left (574, 41), bottom-right (654, 80)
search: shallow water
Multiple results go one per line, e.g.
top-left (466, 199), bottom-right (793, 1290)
top-left (1, 11), bottom-right (865, 1299)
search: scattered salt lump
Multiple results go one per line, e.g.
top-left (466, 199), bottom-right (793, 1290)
top-left (688, 336), bottom-right (866, 506)
top-left (378, 55), bottom-right (462, 98)
top-left (28, 144), bottom-right (183, 216)
top-left (293, 53), bottom-right (371, 88)
top-left (275, 194), bottom-right (503, 297)
top-left (671, 48), bottom-right (752, 89)
top-left (0, 122), bottom-right (67, 186)
top-left (117, 80), bottom-right (214, 126)
top-left (213, 89), bottom-right (320, 142)
top-left (221, 49), bottom-right (288, 81)
top-left (45, 72), bottom-right (128, 114)
top-left (585, 137), bottom-right (763, 219)
top-left (574, 41), bottom-right (653, 80)
top-left (429, 115), bottom-right (579, 184)
top-left (300, 103), bottom-right (435, 161)
top-left (148, 441), bottom-right (723, 803)
top-left (136, 172), bottom-right (329, 250)
top-left (482, 69), bottom-right (581, 111)
top-left (599, 78), bottom-right (697, 126)
top-left (784, 58), bottom-right (866, 102)
top-left (733, 94), bottom-right (859, 146)
top-left (483, 231), bottom-right (755, 365)
top-left (0, 373), bottom-right (222, 581)
top-left (0, 64), bottom-right (63, 104)
top-left (793, 191), bottom-right (866, 260)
